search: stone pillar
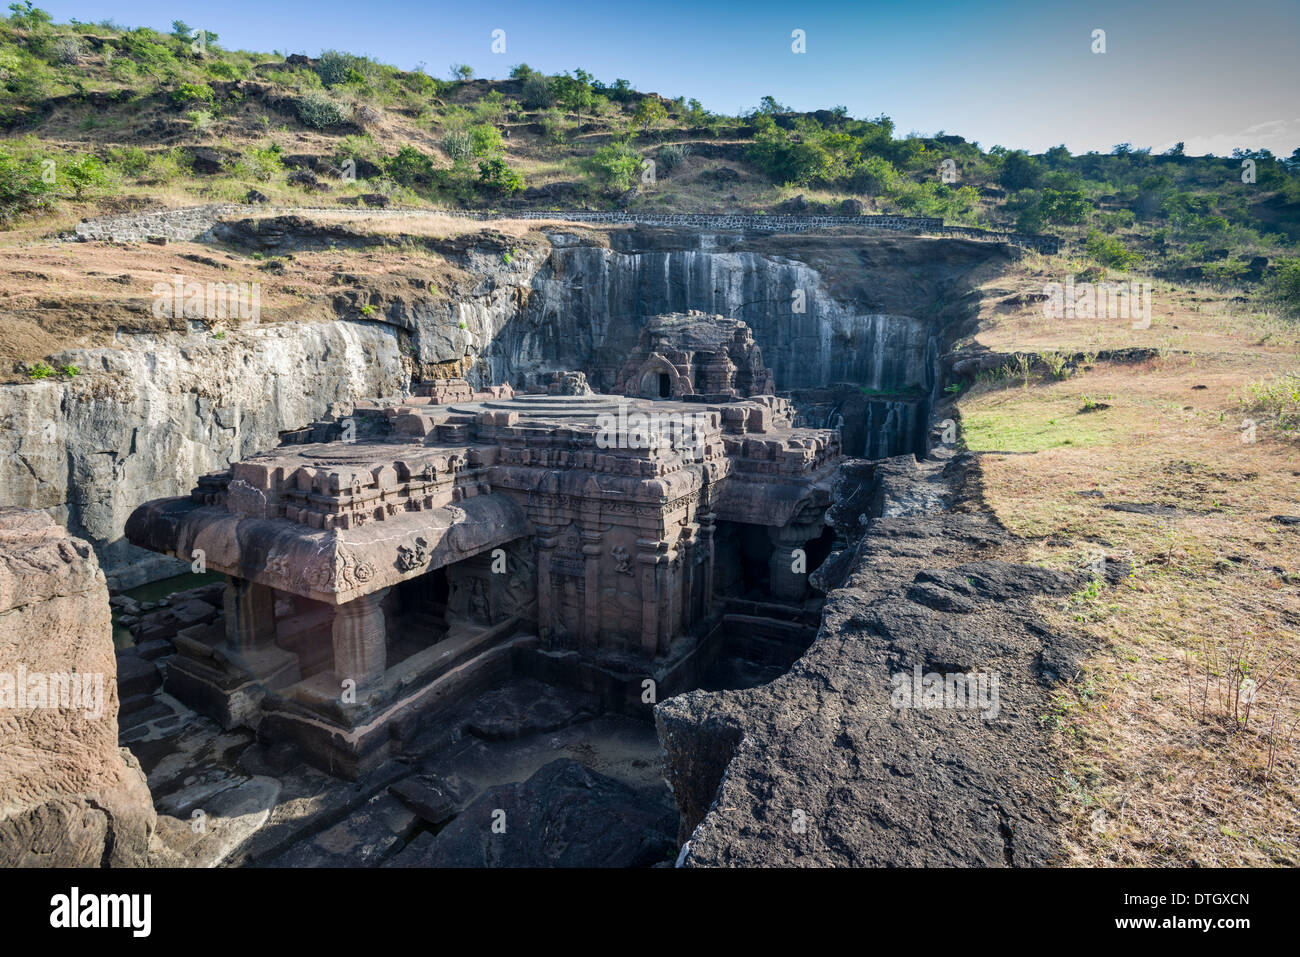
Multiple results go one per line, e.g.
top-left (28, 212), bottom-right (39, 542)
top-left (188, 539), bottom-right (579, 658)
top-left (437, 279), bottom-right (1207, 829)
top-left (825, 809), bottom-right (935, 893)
top-left (332, 588), bottom-right (390, 691)
top-left (699, 512), bottom-right (716, 616)
top-left (663, 547), bottom-right (678, 647)
top-left (535, 524), bottom-right (559, 643)
top-left (223, 575), bottom-right (277, 651)
top-left (581, 528), bottom-right (603, 651)
top-left (768, 521), bottom-right (823, 602)
top-left (679, 530), bottom-right (695, 630)
top-left (637, 538), bottom-right (667, 656)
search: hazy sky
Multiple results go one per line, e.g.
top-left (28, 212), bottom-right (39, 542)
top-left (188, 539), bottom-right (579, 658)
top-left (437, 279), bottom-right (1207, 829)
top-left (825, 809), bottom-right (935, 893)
top-left (40, 0), bottom-right (1300, 156)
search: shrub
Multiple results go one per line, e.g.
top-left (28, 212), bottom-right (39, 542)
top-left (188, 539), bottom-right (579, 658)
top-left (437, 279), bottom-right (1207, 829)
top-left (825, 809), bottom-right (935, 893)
top-left (316, 50), bottom-right (367, 87)
top-left (632, 97), bottom-right (667, 133)
top-left (0, 147), bottom-right (54, 221)
top-left (520, 73), bottom-right (554, 109)
top-left (1037, 187), bottom-right (1091, 225)
top-left (171, 82), bottom-right (214, 105)
top-left (1085, 230), bottom-right (1143, 270)
top-left (106, 145), bottom-right (150, 176)
top-left (999, 151), bottom-right (1041, 191)
top-left (385, 144), bottom-right (434, 187)
top-left (477, 156), bottom-right (523, 193)
top-left (441, 127), bottom-right (473, 164)
top-left (848, 155), bottom-right (897, 194)
top-left (658, 143), bottom-right (690, 174)
top-left (243, 143), bottom-right (283, 182)
top-left (59, 154), bottom-right (109, 198)
top-left (585, 142), bottom-right (641, 193)
top-left (538, 108), bottom-right (569, 145)
top-left (296, 90), bottom-right (347, 129)
top-left (51, 36), bottom-right (84, 65)
top-left (1266, 258), bottom-right (1300, 315)
top-left (468, 123), bottom-right (502, 157)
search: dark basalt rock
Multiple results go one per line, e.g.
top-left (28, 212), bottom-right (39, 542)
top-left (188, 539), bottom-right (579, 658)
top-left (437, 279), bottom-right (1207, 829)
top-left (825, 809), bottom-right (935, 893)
top-left (463, 680), bottom-right (600, 741)
top-left (657, 450), bottom-right (1092, 867)
top-left (389, 759), bottom-right (676, 868)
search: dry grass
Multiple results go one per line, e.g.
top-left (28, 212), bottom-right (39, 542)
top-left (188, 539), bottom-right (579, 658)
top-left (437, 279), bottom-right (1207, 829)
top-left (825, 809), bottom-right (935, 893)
top-left (960, 266), bottom-right (1300, 866)
top-left (0, 233), bottom-right (478, 379)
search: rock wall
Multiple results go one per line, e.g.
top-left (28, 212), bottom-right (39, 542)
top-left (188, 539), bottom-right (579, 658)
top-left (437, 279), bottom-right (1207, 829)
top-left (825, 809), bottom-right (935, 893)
top-left (0, 508), bottom-right (155, 866)
top-left (0, 320), bottom-right (404, 588)
top-left (482, 237), bottom-right (939, 396)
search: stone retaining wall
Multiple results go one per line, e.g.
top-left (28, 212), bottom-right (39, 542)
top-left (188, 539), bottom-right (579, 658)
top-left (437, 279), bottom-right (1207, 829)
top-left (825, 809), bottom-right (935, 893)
top-left (70, 204), bottom-right (1061, 253)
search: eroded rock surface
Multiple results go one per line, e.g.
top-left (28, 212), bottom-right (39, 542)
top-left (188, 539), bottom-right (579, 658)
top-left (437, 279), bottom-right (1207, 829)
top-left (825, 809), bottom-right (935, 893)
top-left (657, 452), bottom-right (1086, 866)
top-left (389, 758), bottom-right (676, 868)
top-left (0, 508), bottom-right (155, 866)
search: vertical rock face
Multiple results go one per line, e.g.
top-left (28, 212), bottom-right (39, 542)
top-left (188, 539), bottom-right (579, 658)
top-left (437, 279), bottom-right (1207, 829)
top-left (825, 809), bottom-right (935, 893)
top-left (0, 321), bottom-right (405, 588)
top-left (481, 240), bottom-right (936, 395)
top-left (0, 508), bottom-right (155, 867)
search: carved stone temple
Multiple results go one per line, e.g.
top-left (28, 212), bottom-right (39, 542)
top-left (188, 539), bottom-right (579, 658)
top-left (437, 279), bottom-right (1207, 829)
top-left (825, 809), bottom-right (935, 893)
top-left (126, 330), bottom-right (841, 777)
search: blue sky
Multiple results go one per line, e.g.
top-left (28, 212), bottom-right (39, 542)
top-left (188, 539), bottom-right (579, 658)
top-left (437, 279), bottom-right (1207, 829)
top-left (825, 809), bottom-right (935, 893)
top-left (38, 0), bottom-right (1300, 156)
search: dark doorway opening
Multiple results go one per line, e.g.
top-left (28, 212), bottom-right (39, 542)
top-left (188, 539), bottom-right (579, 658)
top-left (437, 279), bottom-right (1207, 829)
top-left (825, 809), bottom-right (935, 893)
top-left (658, 373), bottom-right (671, 398)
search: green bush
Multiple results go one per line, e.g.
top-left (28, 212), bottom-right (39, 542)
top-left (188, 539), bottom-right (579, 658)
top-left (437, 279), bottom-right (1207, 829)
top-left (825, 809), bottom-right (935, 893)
top-left (59, 154), bottom-right (109, 198)
top-left (585, 142), bottom-right (641, 193)
top-left (1085, 230), bottom-right (1143, 270)
top-left (999, 151), bottom-right (1041, 191)
top-left (170, 82), bottom-right (214, 105)
top-left (242, 143), bottom-right (283, 182)
top-left (106, 145), bottom-right (150, 176)
top-left (1267, 258), bottom-right (1300, 315)
top-left (441, 127), bottom-right (473, 164)
top-left (0, 146), bottom-right (55, 220)
top-left (847, 155), bottom-right (897, 194)
top-left (1037, 187), bottom-right (1091, 225)
top-left (316, 50), bottom-right (368, 88)
top-left (477, 156), bottom-right (523, 194)
top-left (386, 144), bottom-right (434, 187)
top-left (520, 73), bottom-right (554, 109)
top-left (658, 143), bottom-right (690, 174)
top-left (468, 123), bottom-right (502, 157)
top-left (296, 90), bottom-right (347, 129)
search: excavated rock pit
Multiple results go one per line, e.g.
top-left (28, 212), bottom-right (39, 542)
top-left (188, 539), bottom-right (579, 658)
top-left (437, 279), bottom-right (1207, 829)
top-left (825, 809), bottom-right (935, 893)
top-left (0, 214), bottom-right (1085, 866)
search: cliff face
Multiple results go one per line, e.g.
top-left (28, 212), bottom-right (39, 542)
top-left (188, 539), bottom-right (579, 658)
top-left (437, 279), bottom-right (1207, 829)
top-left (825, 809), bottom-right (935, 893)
top-left (481, 233), bottom-right (946, 395)
top-left (0, 222), bottom-right (1008, 587)
top-left (0, 321), bottom-right (404, 588)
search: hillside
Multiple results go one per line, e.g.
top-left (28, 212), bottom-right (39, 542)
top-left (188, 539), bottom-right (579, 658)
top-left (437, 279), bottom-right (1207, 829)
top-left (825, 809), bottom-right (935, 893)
top-left (0, 7), bottom-right (1298, 318)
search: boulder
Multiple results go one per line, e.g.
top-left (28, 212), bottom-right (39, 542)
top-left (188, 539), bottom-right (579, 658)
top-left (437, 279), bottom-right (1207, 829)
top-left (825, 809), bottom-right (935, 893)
top-left (185, 147), bottom-right (226, 175)
top-left (0, 508), bottom-right (155, 866)
top-left (387, 759), bottom-right (676, 868)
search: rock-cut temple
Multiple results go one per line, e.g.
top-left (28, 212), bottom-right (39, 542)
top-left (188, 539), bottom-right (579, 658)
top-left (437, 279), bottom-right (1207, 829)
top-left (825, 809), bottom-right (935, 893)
top-left (126, 316), bottom-right (842, 776)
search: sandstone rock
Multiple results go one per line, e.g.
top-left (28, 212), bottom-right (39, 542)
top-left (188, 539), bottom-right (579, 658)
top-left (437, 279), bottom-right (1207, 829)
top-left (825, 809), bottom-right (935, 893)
top-left (0, 508), bottom-right (155, 866)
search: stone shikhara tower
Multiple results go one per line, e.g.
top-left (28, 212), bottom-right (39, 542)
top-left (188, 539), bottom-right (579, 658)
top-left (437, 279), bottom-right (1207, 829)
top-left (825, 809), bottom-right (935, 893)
top-left (126, 356), bottom-right (840, 776)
